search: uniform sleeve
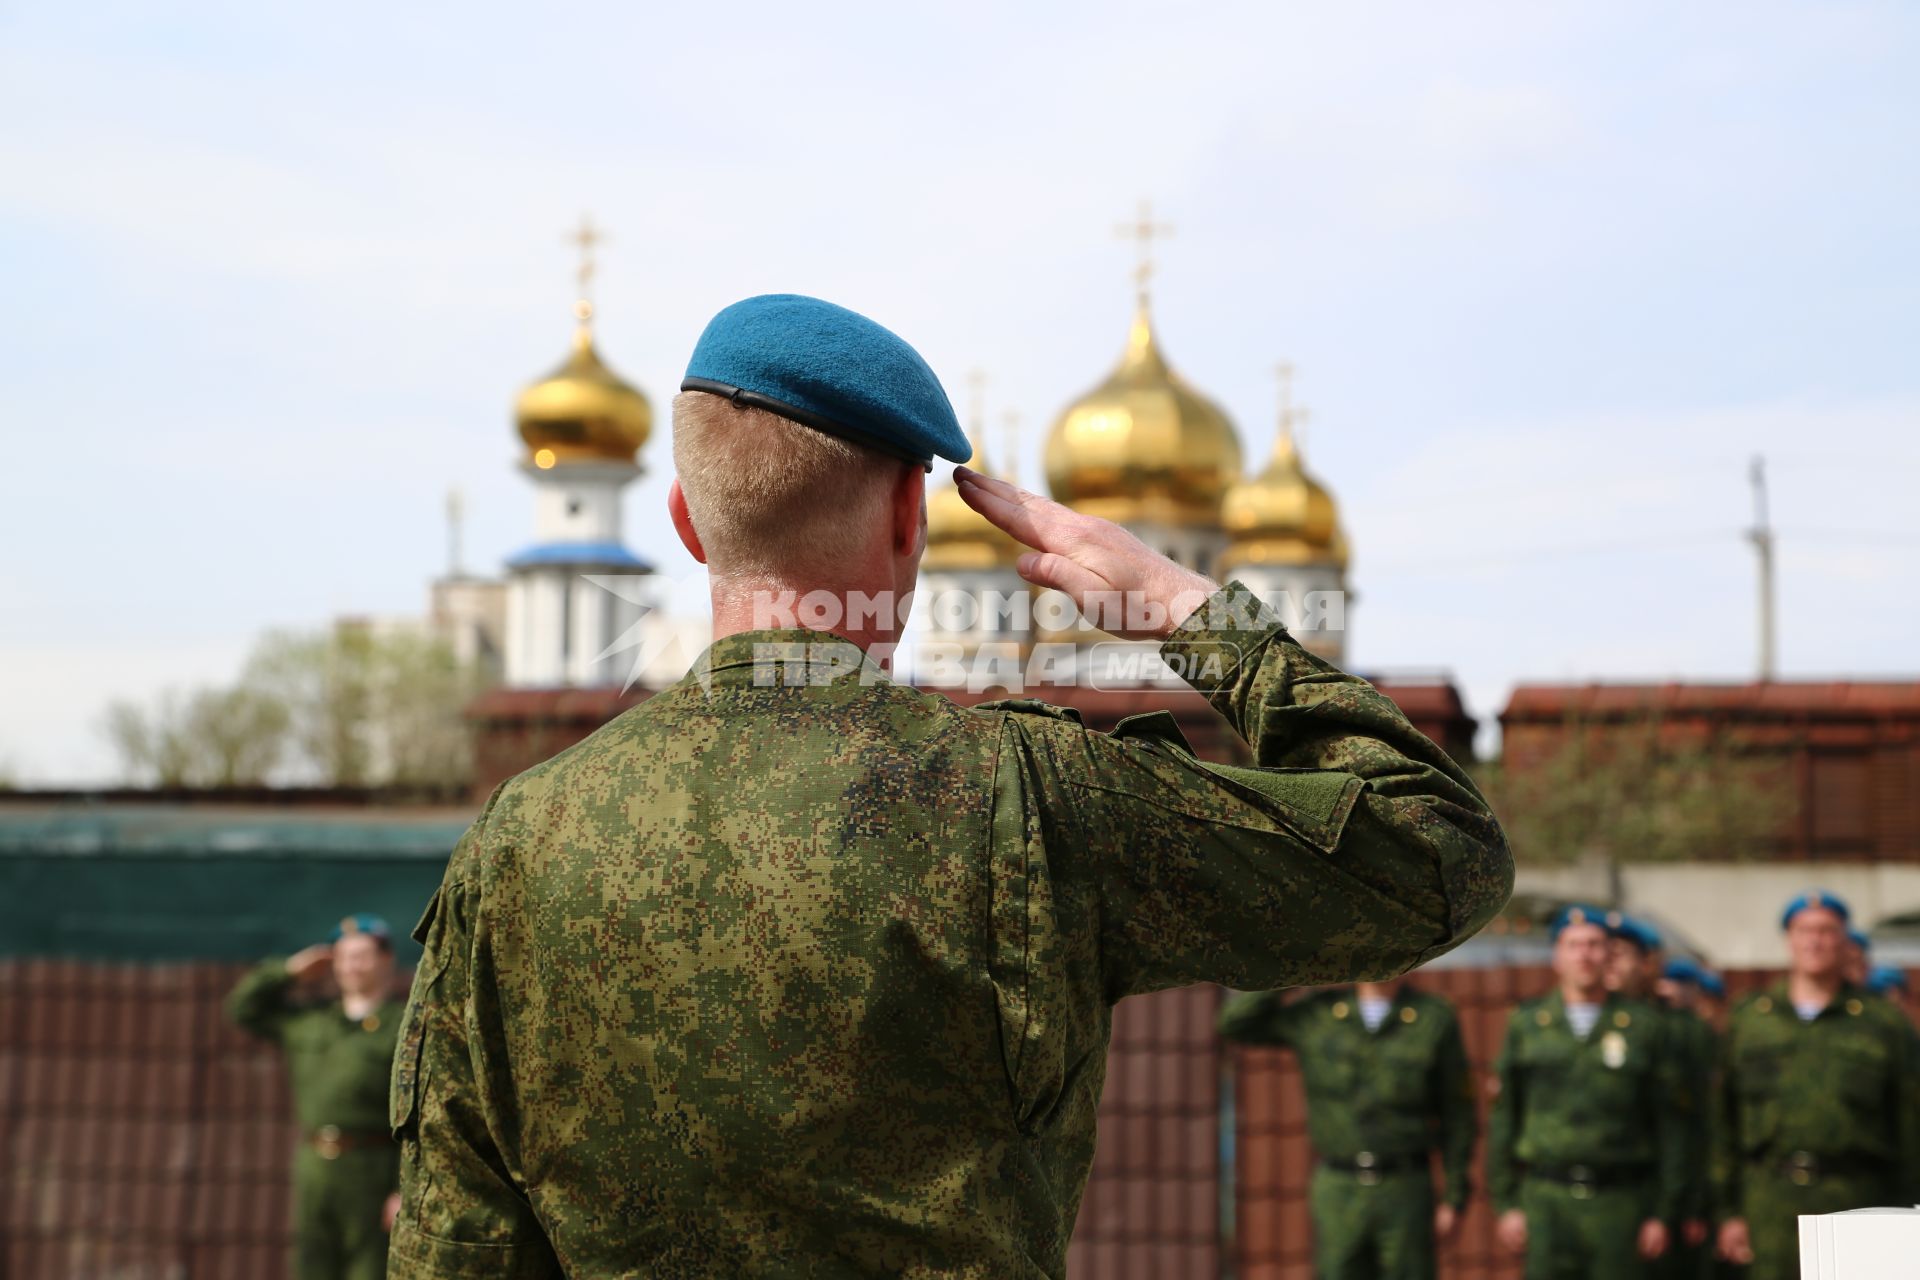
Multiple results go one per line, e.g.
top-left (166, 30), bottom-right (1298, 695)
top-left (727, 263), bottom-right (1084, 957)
top-left (1486, 1013), bottom-right (1522, 1214)
top-left (1432, 1006), bottom-right (1477, 1210)
top-left (1890, 1014), bottom-right (1920, 1203)
top-left (1215, 989), bottom-right (1305, 1046)
top-left (1679, 1020), bottom-right (1714, 1223)
top-left (389, 808), bottom-right (563, 1280)
top-left (1650, 1016), bottom-right (1688, 1225)
top-left (1045, 584), bottom-right (1512, 1002)
top-left (1709, 1019), bottom-right (1742, 1221)
top-left (225, 958), bottom-right (297, 1042)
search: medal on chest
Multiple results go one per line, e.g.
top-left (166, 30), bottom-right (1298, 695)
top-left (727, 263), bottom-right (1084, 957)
top-left (1601, 1029), bottom-right (1628, 1069)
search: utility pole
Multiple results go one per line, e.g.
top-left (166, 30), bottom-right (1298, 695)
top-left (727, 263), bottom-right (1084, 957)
top-left (1747, 455), bottom-right (1776, 681)
top-left (447, 487), bottom-right (465, 580)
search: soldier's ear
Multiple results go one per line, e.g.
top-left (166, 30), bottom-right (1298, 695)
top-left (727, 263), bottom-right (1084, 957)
top-left (891, 463), bottom-right (926, 559)
top-left (668, 479), bottom-right (709, 565)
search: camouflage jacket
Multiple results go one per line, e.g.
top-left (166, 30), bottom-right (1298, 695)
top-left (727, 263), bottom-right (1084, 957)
top-left (1217, 985), bottom-right (1477, 1207)
top-left (1487, 990), bottom-right (1686, 1220)
top-left (1713, 981), bottom-right (1920, 1214)
top-left (388, 585), bottom-right (1512, 1279)
top-left (227, 959), bottom-right (404, 1135)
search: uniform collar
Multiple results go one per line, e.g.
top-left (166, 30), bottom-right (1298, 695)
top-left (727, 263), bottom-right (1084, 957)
top-left (1763, 978), bottom-right (1865, 1020)
top-left (680, 628), bottom-right (892, 691)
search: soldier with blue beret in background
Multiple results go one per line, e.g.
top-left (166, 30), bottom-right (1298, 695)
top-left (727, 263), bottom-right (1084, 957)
top-left (1218, 974), bottom-right (1478, 1280)
top-left (384, 293), bottom-right (1514, 1277)
top-left (228, 913), bottom-right (406, 1280)
top-left (1489, 905), bottom-right (1684, 1278)
top-left (1713, 891), bottom-right (1920, 1280)
top-left (1604, 914), bottom-right (1715, 1280)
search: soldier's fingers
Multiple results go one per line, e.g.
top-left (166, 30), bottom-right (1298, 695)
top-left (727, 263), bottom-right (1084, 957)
top-left (955, 469), bottom-right (1083, 551)
top-left (1015, 551), bottom-right (1108, 601)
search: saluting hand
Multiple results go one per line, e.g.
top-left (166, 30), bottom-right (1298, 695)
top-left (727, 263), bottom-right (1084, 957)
top-left (287, 944), bottom-right (334, 982)
top-left (954, 467), bottom-right (1218, 641)
top-left (1495, 1209), bottom-right (1527, 1255)
top-left (1433, 1203), bottom-right (1459, 1244)
top-left (1637, 1218), bottom-right (1668, 1260)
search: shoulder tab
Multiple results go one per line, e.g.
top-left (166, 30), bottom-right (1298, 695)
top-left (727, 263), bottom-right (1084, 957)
top-left (1111, 709), bottom-right (1195, 754)
top-left (975, 696), bottom-right (1084, 724)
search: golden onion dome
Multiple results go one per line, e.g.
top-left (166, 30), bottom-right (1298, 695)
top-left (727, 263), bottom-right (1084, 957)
top-left (1220, 404), bottom-right (1346, 571)
top-left (923, 414), bottom-right (1022, 573)
top-left (514, 303), bottom-right (651, 467)
top-left (1044, 298), bottom-right (1242, 525)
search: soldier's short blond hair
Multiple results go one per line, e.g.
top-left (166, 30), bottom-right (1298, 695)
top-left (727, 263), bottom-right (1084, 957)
top-left (672, 391), bottom-right (906, 578)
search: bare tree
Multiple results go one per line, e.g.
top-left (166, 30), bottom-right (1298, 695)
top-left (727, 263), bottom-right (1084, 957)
top-left (1474, 713), bottom-right (1793, 890)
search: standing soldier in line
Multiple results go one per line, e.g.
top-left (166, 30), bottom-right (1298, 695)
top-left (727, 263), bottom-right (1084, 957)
top-left (1867, 965), bottom-right (1913, 1023)
top-left (1605, 916), bottom-right (1714, 1280)
top-left (1713, 892), bottom-right (1920, 1280)
top-left (1218, 977), bottom-right (1477, 1280)
top-left (1489, 905), bottom-right (1683, 1279)
top-left (1845, 926), bottom-right (1873, 987)
top-left (229, 914), bottom-right (406, 1280)
top-left (385, 295), bottom-right (1515, 1278)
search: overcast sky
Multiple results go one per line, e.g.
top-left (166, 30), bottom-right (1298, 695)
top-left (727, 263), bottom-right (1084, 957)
top-left (3, 1), bottom-right (1916, 782)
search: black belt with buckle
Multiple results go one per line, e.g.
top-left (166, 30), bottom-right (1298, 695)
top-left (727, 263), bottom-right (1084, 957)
top-left (1320, 1151), bottom-right (1428, 1185)
top-left (1523, 1162), bottom-right (1654, 1199)
top-left (1752, 1151), bottom-right (1892, 1186)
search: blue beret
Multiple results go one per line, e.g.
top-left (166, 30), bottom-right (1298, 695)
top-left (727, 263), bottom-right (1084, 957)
top-left (1848, 928), bottom-right (1871, 953)
top-left (1605, 911), bottom-right (1664, 953)
top-left (1867, 965), bottom-right (1909, 995)
top-left (682, 294), bottom-right (968, 468)
top-left (1781, 891), bottom-right (1851, 931)
top-left (1662, 956), bottom-right (1706, 986)
top-left (1699, 970), bottom-right (1727, 998)
top-left (331, 913), bottom-right (392, 943)
top-left (1549, 903), bottom-right (1608, 941)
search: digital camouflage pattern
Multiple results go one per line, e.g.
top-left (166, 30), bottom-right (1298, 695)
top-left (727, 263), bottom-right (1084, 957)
top-left (228, 959), bottom-right (404, 1280)
top-left (1217, 985), bottom-right (1477, 1280)
top-left (387, 585), bottom-right (1513, 1278)
top-left (1713, 982), bottom-right (1920, 1280)
top-left (1488, 990), bottom-right (1686, 1278)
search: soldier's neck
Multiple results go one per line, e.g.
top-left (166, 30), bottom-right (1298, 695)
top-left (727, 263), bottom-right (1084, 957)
top-left (1787, 970), bottom-right (1844, 1009)
top-left (341, 991), bottom-right (381, 1019)
top-left (1354, 982), bottom-right (1397, 1002)
top-left (707, 571), bottom-right (908, 658)
top-left (1559, 980), bottom-right (1606, 1005)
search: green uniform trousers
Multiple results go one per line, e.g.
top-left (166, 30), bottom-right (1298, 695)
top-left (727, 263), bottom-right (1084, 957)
top-left (1520, 1176), bottom-right (1654, 1280)
top-left (292, 1143), bottom-right (398, 1280)
top-left (1309, 1166), bottom-right (1437, 1280)
top-left (1648, 1237), bottom-right (1708, 1280)
top-left (1740, 1169), bottom-right (1896, 1280)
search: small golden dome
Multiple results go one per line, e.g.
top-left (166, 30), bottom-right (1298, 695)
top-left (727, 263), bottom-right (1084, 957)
top-left (1044, 299), bottom-right (1242, 525)
top-left (1220, 376), bottom-right (1348, 572)
top-left (924, 414), bottom-right (1021, 573)
top-left (514, 305), bottom-right (651, 465)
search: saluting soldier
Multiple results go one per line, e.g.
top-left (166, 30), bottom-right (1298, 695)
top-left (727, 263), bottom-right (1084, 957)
top-left (1714, 892), bottom-right (1920, 1280)
top-left (1489, 905), bottom-right (1684, 1279)
top-left (228, 914), bottom-right (405, 1280)
top-left (386, 294), bottom-right (1515, 1278)
top-left (1218, 978), bottom-right (1477, 1280)
top-left (1605, 915), bottom-right (1714, 1280)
